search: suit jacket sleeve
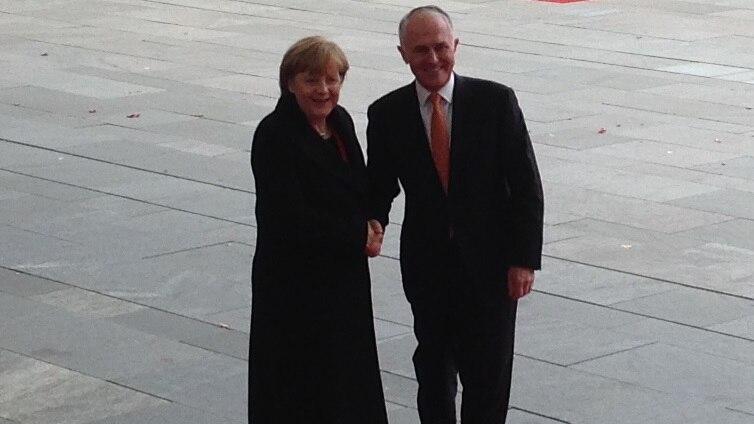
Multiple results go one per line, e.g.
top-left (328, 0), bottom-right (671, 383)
top-left (251, 118), bottom-right (367, 256)
top-left (500, 88), bottom-right (544, 269)
top-left (366, 103), bottom-right (401, 228)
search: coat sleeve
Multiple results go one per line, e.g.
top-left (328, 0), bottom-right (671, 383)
top-left (366, 103), bottom-right (401, 229)
top-left (499, 88), bottom-right (544, 270)
top-left (251, 121), bottom-right (367, 256)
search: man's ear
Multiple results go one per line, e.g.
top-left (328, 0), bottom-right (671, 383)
top-left (453, 38), bottom-right (459, 52)
top-left (397, 45), bottom-right (409, 64)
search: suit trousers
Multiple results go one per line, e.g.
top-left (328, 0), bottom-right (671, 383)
top-left (410, 240), bottom-right (518, 424)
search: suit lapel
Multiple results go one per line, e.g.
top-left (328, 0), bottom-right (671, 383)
top-left (449, 74), bottom-right (472, 196)
top-left (397, 84), bottom-right (441, 188)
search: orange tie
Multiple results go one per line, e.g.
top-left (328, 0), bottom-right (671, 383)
top-left (430, 92), bottom-right (450, 193)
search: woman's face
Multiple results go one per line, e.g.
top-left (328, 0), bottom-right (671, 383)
top-left (288, 61), bottom-right (342, 124)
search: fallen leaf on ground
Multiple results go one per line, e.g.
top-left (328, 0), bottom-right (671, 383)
top-left (89, 109), bottom-right (96, 113)
top-left (218, 323), bottom-right (231, 329)
top-left (191, 113), bottom-right (204, 118)
top-left (597, 128), bottom-right (607, 134)
top-left (621, 244), bottom-right (632, 249)
top-left (126, 112), bottom-right (140, 118)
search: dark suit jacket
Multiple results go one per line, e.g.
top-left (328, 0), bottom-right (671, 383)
top-left (367, 75), bottom-right (544, 302)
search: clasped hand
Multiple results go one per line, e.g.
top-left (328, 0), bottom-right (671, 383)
top-left (508, 266), bottom-right (535, 300)
top-left (365, 219), bottom-right (383, 258)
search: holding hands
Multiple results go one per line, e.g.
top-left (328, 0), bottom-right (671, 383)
top-left (508, 266), bottom-right (535, 300)
top-left (365, 219), bottom-right (384, 257)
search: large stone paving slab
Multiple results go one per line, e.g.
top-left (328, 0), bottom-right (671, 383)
top-left (0, 268), bottom-right (67, 297)
top-left (671, 188), bottom-right (754, 220)
top-left (545, 182), bottom-right (732, 233)
top-left (0, 350), bottom-right (166, 424)
top-left (512, 355), bottom-right (754, 424)
top-left (1, 0), bottom-right (754, 423)
top-left (611, 286), bottom-right (754, 327)
top-left (615, 318), bottom-right (754, 366)
top-left (571, 343), bottom-right (754, 409)
top-left (85, 403), bottom-right (244, 424)
top-left (540, 155), bottom-right (720, 202)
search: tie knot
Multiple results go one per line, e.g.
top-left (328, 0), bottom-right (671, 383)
top-left (430, 92), bottom-right (442, 108)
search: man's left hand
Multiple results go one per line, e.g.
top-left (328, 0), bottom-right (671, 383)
top-left (508, 266), bottom-right (535, 300)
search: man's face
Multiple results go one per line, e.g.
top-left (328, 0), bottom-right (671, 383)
top-left (398, 12), bottom-right (459, 92)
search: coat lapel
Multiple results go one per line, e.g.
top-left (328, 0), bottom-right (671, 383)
top-left (272, 94), bottom-right (365, 195)
top-left (335, 114), bottom-right (367, 188)
top-left (290, 106), bottom-right (364, 195)
top-left (297, 133), bottom-right (363, 195)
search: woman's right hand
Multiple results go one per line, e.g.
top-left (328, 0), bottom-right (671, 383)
top-left (365, 219), bottom-right (384, 257)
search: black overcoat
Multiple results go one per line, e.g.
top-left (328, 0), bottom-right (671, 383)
top-left (249, 94), bottom-right (387, 424)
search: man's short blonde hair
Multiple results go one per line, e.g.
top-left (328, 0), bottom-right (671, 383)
top-left (278, 36), bottom-right (349, 94)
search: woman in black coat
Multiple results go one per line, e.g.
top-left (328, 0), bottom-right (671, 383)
top-left (249, 36), bottom-right (387, 423)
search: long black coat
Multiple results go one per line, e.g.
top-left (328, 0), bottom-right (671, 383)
top-left (249, 94), bottom-right (387, 424)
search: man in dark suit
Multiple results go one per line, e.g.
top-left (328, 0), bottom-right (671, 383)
top-left (367, 5), bottom-right (544, 423)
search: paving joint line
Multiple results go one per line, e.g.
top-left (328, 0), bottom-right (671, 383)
top-left (142, 0), bottom-right (397, 25)
top-left (601, 101), bottom-right (753, 120)
top-left (0, 136), bottom-right (252, 194)
top-left (178, 339), bottom-right (246, 361)
top-left (509, 406), bottom-right (572, 423)
top-left (384, 400), bottom-right (416, 410)
top-left (1, 223), bottom-right (78, 244)
top-left (374, 316), bottom-right (412, 329)
top-left (534, 289), bottom-right (754, 343)
top-left (141, 240), bottom-right (249, 260)
top-left (514, 351), bottom-right (700, 404)
top-left (542, 253), bottom-right (754, 302)
top-left (725, 406), bottom-right (754, 418)
top-left (566, 342), bottom-right (658, 367)
top-left (0, 345), bottom-right (175, 403)
top-left (515, 352), bottom-right (569, 368)
top-left (0, 167), bottom-right (254, 227)
top-left (549, 21), bottom-right (723, 44)
top-left (0, 264), bottom-right (250, 344)
top-left (464, 36), bottom-right (754, 76)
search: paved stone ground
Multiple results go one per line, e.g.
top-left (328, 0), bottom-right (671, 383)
top-left (1, 0), bottom-right (753, 423)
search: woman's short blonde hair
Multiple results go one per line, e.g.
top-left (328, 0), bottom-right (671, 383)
top-left (279, 36), bottom-right (349, 94)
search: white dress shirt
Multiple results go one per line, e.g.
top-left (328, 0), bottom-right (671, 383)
top-left (415, 74), bottom-right (455, 148)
